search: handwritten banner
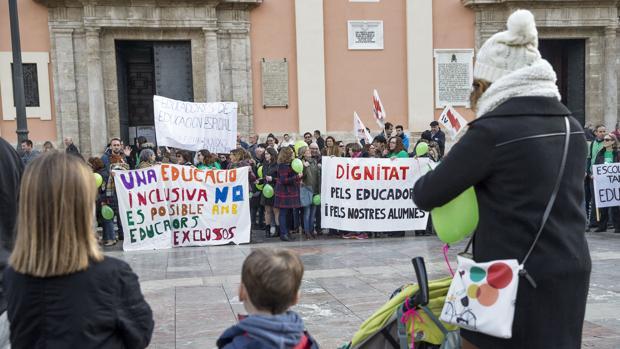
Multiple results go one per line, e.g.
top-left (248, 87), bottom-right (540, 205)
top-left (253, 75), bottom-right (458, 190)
top-left (592, 163), bottom-right (620, 208)
top-left (153, 95), bottom-right (237, 152)
top-left (320, 157), bottom-right (431, 232)
top-left (114, 164), bottom-right (251, 251)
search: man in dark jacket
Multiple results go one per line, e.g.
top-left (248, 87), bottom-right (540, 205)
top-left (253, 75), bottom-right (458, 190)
top-left (421, 121), bottom-right (446, 156)
top-left (414, 10), bottom-right (590, 349)
top-left (314, 130), bottom-right (325, 150)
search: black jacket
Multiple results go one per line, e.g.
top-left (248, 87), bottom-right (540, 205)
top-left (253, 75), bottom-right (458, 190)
top-left (414, 97), bottom-right (591, 349)
top-left (594, 147), bottom-right (619, 165)
top-left (421, 129), bottom-right (446, 156)
top-left (5, 256), bottom-right (154, 348)
top-left (0, 138), bottom-right (23, 314)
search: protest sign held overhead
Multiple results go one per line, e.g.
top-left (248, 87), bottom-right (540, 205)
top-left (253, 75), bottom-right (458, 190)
top-left (439, 106), bottom-right (468, 140)
top-left (592, 163), bottom-right (620, 208)
top-left (321, 157), bottom-right (431, 232)
top-left (372, 89), bottom-right (386, 129)
top-left (114, 164), bottom-right (251, 251)
top-left (354, 112), bottom-right (373, 145)
top-left (154, 95), bottom-right (237, 152)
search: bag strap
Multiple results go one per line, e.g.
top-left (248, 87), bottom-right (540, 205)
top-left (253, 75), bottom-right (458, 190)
top-left (517, 117), bottom-right (571, 284)
top-left (462, 117), bottom-right (571, 287)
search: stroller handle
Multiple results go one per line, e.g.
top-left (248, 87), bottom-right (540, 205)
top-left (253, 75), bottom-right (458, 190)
top-left (411, 257), bottom-right (429, 307)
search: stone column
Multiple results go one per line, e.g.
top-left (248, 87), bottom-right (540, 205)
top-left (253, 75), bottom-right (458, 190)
top-left (85, 27), bottom-right (108, 156)
top-left (604, 26), bottom-right (618, 130)
top-left (204, 27), bottom-right (222, 102)
top-left (294, 0), bottom-right (327, 134)
top-left (406, 0), bottom-right (434, 132)
top-left (51, 28), bottom-right (80, 147)
top-left (230, 29), bottom-right (252, 134)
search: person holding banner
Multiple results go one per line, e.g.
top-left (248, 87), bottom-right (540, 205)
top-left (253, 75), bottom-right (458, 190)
top-left (196, 149), bottom-right (221, 170)
top-left (5, 153), bottom-right (154, 348)
top-left (137, 149), bottom-right (157, 169)
top-left (386, 137), bottom-right (408, 159)
top-left (275, 148), bottom-right (302, 241)
top-left (592, 133), bottom-right (620, 233)
top-left (414, 10), bottom-right (590, 349)
top-left (322, 137), bottom-right (339, 157)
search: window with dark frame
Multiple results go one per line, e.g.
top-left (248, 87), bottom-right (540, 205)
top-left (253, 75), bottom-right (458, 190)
top-left (11, 63), bottom-right (40, 107)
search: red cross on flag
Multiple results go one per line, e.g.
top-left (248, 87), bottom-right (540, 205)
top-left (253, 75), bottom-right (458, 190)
top-left (439, 106), bottom-right (468, 140)
top-left (372, 89), bottom-right (386, 129)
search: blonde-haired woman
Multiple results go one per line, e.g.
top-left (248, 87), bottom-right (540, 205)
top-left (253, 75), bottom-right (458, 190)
top-left (5, 153), bottom-right (153, 348)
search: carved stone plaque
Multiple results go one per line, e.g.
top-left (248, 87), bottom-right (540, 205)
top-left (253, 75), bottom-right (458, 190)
top-left (261, 58), bottom-right (289, 108)
top-left (434, 49), bottom-right (474, 108)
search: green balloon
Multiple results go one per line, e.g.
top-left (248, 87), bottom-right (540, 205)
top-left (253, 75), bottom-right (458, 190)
top-left (256, 183), bottom-right (264, 191)
top-left (312, 194), bottom-right (321, 206)
top-left (291, 158), bottom-right (303, 174)
top-left (431, 186), bottom-right (479, 244)
top-left (294, 140), bottom-right (307, 156)
top-left (262, 184), bottom-right (274, 198)
top-left (257, 165), bottom-right (263, 179)
top-left (94, 173), bottom-right (103, 188)
top-left (101, 205), bottom-right (114, 220)
top-left (416, 142), bottom-right (429, 157)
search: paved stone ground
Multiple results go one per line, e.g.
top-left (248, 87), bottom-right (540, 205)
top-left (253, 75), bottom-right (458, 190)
top-left (104, 231), bottom-right (620, 349)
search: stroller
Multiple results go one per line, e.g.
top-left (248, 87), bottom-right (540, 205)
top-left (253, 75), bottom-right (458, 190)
top-left (341, 258), bottom-right (460, 349)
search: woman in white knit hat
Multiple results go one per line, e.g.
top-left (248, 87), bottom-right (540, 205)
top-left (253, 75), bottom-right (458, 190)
top-left (414, 9), bottom-right (590, 349)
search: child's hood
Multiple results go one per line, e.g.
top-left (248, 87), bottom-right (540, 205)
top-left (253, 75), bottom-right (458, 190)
top-left (237, 311), bottom-right (305, 348)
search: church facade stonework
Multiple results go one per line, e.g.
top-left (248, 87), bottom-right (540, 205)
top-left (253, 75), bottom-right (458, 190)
top-left (464, 0), bottom-right (620, 129)
top-left (35, 0), bottom-right (261, 156)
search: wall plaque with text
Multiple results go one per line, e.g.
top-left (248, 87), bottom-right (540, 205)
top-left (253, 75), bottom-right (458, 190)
top-left (348, 20), bottom-right (384, 50)
top-left (261, 58), bottom-right (289, 108)
top-left (434, 49), bottom-right (474, 108)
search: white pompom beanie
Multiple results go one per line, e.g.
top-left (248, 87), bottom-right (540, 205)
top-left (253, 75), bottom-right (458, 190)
top-left (474, 9), bottom-right (542, 83)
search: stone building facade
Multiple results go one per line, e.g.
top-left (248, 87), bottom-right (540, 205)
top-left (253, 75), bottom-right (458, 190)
top-left (36, 0), bottom-right (259, 156)
top-left (1, 0), bottom-right (619, 155)
top-left (464, 0), bottom-right (619, 129)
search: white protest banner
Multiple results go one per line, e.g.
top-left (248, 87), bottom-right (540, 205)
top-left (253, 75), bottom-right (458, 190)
top-left (354, 112), bottom-right (373, 145)
top-left (153, 95), bottom-right (237, 152)
top-left (321, 157), bottom-right (431, 232)
top-left (438, 106), bottom-right (468, 141)
top-left (372, 89), bottom-right (386, 129)
top-left (114, 164), bottom-right (251, 251)
top-left (592, 163), bottom-right (620, 208)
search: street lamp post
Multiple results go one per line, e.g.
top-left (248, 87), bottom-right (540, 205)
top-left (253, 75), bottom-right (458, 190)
top-left (8, 0), bottom-right (29, 145)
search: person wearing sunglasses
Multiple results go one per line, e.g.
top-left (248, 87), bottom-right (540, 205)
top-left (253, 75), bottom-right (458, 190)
top-left (592, 134), bottom-right (620, 233)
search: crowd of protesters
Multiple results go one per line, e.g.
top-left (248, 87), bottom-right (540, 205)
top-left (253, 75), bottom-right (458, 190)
top-left (14, 122), bottom-right (446, 245)
top-left (14, 120), bottom-right (620, 243)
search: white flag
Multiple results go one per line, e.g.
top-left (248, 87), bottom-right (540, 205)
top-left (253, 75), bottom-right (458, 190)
top-left (438, 106), bottom-right (468, 140)
top-left (372, 89), bottom-right (386, 129)
top-left (354, 112), bottom-right (373, 145)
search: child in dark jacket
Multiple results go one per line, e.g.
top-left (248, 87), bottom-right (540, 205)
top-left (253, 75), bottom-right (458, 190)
top-left (216, 248), bottom-right (319, 349)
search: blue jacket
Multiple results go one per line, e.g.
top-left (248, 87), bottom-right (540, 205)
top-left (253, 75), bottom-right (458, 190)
top-left (217, 311), bottom-right (319, 349)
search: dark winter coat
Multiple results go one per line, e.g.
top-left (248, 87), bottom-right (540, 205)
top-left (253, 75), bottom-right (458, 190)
top-left (275, 164), bottom-right (301, 209)
top-left (260, 161), bottom-right (278, 206)
top-left (216, 311), bottom-right (319, 349)
top-left (302, 158), bottom-right (321, 194)
top-left (5, 256), bottom-right (154, 348)
top-left (0, 138), bottom-right (23, 313)
top-left (414, 97), bottom-right (591, 349)
top-left (421, 129), bottom-right (446, 155)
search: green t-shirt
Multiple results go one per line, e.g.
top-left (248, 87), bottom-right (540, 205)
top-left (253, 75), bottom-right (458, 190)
top-left (388, 150), bottom-right (409, 159)
top-left (604, 150), bottom-right (614, 164)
